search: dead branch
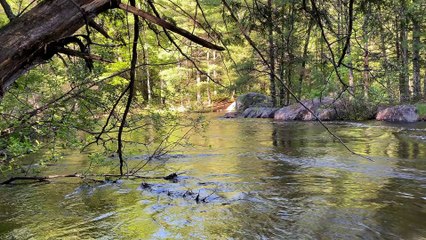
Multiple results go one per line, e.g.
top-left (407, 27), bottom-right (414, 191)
top-left (57, 47), bottom-right (113, 63)
top-left (117, 0), bottom-right (139, 176)
top-left (1, 172), bottom-right (181, 185)
top-left (118, 3), bottom-right (224, 51)
top-left (88, 19), bottom-right (112, 39)
top-left (1, 174), bottom-right (84, 184)
top-left (0, 0), bottom-right (15, 20)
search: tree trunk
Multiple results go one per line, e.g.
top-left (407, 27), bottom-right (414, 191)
top-left (424, 74), bottom-right (426, 100)
top-left (206, 51), bottom-right (212, 106)
top-left (267, 0), bottom-right (276, 107)
top-left (398, 1), bottom-right (410, 102)
top-left (0, 0), bottom-right (119, 98)
top-left (348, 43), bottom-right (355, 95)
top-left (196, 70), bottom-right (201, 104)
top-left (140, 21), bottom-right (151, 102)
top-left (213, 51), bottom-right (217, 97)
top-left (380, 25), bottom-right (389, 90)
top-left (298, 20), bottom-right (313, 98)
top-left (412, 11), bottom-right (421, 100)
top-left (285, 4), bottom-right (295, 106)
top-left (278, 42), bottom-right (286, 106)
top-left (362, 3), bottom-right (370, 100)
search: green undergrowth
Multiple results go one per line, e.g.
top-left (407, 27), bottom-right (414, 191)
top-left (415, 103), bottom-right (426, 117)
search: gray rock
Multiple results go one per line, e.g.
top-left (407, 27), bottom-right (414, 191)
top-left (241, 107), bottom-right (279, 118)
top-left (376, 105), bottom-right (419, 122)
top-left (317, 108), bottom-right (337, 121)
top-left (274, 97), bottom-right (337, 121)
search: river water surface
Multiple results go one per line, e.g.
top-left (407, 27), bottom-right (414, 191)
top-left (1, 114), bottom-right (426, 239)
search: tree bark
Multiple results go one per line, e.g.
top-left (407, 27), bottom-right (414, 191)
top-left (0, 0), bottom-right (118, 98)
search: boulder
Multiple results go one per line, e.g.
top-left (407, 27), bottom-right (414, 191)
top-left (317, 108), bottom-right (337, 121)
top-left (274, 97), bottom-right (338, 121)
top-left (376, 105), bottom-right (419, 122)
top-left (241, 107), bottom-right (279, 118)
top-left (236, 92), bottom-right (273, 112)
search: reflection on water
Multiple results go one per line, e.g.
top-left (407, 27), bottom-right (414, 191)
top-left (1, 114), bottom-right (426, 239)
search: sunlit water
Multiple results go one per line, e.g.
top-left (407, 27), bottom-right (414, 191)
top-left (1, 114), bottom-right (426, 239)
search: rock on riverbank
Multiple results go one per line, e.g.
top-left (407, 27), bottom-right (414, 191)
top-left (376, 105), bottom-right (419, 122)
top-left (224, 93), bottom-right (422, 123)
top-left (273, 97), bottom-right (341, 121)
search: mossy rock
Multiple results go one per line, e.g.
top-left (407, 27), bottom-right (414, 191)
top-left (236, 92), bottom-right (273, 112)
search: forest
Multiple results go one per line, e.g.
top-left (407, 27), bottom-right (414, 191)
top-left (0, 0), bottom-right (426, 239)
top-left (1, 0), bottom-right (425, 171)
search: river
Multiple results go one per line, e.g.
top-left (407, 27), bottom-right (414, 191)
top-left (1, 113), bottom-right (426, 239)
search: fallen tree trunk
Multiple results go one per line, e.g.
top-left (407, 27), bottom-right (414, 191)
top-left (0, 0), bottom-right (119, 98)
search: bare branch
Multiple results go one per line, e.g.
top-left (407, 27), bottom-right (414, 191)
top-left (88, 19), bottom-right (112, 39)
top-left (57, 47), bottom-right (113, 63)
top-left (118, 3), bottom-right (224, 51)
top-left (0, 0), bottom-right (15, 20)
top-left (117, 0), bottom-right (139, 176)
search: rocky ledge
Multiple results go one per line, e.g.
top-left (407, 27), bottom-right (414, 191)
top-left (224, 93), bottom-right (423, 123)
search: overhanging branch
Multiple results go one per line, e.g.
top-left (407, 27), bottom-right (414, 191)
top-left (0, 0), bottom-right (15, 20)
top-left (118, 3), bottom-right (224, 51)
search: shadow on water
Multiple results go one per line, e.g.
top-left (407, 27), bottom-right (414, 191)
top-left (0, 114), bottom-right (425, 239)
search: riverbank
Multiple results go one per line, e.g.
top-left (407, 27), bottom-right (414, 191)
top-left (224, 92), bottom-right (426, 123)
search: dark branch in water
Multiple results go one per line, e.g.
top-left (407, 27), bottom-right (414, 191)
top-left (1, 172), bottom-right (181, 185)
top-left (1, 174), bottom-right (84, 184)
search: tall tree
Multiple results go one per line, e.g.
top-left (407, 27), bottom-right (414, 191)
top-left (362, 1), bottom-right (370, 99)
top-left (267, 0), bottom-right (276, 107)
top-left (411, 0), bottom-right (422, 100)
top-left (398, 0), bottom-right (410, 102)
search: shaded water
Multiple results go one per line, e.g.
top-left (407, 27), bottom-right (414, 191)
top-left (1, 114), bottom-right (426, 239)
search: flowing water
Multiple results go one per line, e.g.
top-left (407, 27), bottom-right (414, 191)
top-left (1, 114), bottom-right (426, 239)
